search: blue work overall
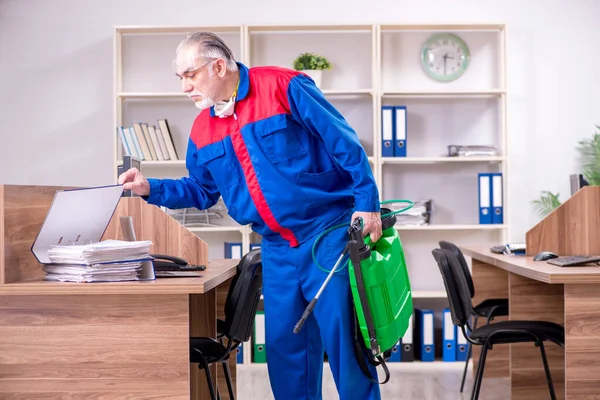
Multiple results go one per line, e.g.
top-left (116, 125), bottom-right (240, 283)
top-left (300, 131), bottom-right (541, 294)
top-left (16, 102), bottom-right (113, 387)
top-left (145, 61), bottom-right (381, 399)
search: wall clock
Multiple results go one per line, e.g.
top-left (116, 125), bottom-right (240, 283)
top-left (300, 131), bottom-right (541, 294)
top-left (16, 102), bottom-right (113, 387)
top-left (420, 33), bottom-right (470, 82)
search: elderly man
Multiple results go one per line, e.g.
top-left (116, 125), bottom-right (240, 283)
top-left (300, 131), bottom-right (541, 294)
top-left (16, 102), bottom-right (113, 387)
top-left (119, 31), bottom-right (382, 400)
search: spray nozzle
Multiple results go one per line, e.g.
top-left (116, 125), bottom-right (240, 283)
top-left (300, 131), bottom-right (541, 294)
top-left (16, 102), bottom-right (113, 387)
top-left (349, 216), bottom-right (362, 231)
top-left (348, 218), bottom-right (366, 248)
top-left (347, 217), bottom-right (371, 262)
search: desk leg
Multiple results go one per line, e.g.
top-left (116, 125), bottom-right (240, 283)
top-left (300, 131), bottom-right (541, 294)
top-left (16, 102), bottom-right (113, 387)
top-left (471, 259), bottom-right (510, 378)
top-left (189, 278), bottom-right (236, 400)
top-left (565, 284), bottom-right (600, 397)
top-left (509, 273), bottom-right (565, 400)
top-left (190, 290), bottom-right (217, 400)
top-left (217, 277), bottom-right (236, 400)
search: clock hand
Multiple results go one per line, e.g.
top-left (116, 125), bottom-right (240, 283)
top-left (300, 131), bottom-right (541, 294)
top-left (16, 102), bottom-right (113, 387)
top-left (443, 54), bottom-right (447, 74)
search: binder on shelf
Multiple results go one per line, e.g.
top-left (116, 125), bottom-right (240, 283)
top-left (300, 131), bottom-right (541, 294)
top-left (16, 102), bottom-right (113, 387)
top-left (393, 106), bottom-right (407, 157)
top-left (456, 326), bottom-right (469, 361)
top-left (478, 173), bottom-right (492, 224)
top-left (414, 308), bottom-right (435, 362)
top-left (224, 242), bottom-right (242, 259)
top-left (442, 308), bottom-right (456, 362)
top-left (149, 124), bottom-right (169, 160)
top-left (388, 340), bottom-right (402, 362)
top-left (128, 127), bottom-right (144, 161)
top-left (118, 127), bottom-right (133, 157)
top-left (142, 122), bottom-right (160, 161)
top-left (492, 172), bottom-right (504, 224)
top-left (381, 105), bottom-right (394, 157)
top-left (158, 119), bottom-right (179, 160)
top-left (236, 344), bottom-right (243, 363)
top-left (401, 313), bottom-right (414, 362)
top-left (253, 310), bottom-right (266, 363)
top-left (132, 122), bottom-right (153, 161)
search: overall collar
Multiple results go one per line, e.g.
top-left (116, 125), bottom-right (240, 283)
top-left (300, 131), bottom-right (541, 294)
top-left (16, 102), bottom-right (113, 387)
top-left (209, 62), bottom-right (249, 117)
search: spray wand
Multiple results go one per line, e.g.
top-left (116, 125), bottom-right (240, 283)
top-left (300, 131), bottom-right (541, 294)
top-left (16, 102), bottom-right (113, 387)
top-left (293, 241), bottom-right (350, 334)
top-left (293, 217), bottom-right (368, 334)
top-left (293, 201), bottom-right (414, 335)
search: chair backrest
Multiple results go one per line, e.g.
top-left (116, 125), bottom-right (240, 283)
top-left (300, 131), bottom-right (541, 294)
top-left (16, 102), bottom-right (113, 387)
top-left (431, 248), bottom-right (472, 328)
top-left (222, 248), bottom-right (263, 343)
top-left (439, 240), bottom-right (475, 298)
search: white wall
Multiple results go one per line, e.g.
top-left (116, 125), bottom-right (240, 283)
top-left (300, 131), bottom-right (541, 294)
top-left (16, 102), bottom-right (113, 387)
top-left (1, 0), bottom-right (599, 241)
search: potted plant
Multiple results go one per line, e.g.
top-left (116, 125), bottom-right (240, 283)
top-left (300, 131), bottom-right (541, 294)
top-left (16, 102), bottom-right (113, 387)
top-left (293, 52), bottom-right (331, 89)
top-left (531, 125), bottom-right (600, 218)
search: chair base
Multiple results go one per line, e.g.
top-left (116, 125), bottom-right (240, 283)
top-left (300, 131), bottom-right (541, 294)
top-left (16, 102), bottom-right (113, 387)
top-left (470, 338), bottom-right (557, 400)
top-left (193, 348), bottom-right (236, 400)
top-left (460, 315), bottom-right (478, 393)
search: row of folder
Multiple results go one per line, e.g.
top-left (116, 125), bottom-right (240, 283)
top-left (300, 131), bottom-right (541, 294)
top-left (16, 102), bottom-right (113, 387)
top-left (224, 242), bottom-right (261, 259)
top-left (381, 106), bottom-right (502, 160)
top-left (235, 310), bottom-right (265, 364)
top-left (118, 120), bottom-right (179, 161)
top-left (389, 308), bottom-right (468, 363)
top-left (381, 105), bottom-right (407, 157)
top-left (478, 172), bottom-right (504, 224)
top-left (238, 308), bottom-right (469, 364)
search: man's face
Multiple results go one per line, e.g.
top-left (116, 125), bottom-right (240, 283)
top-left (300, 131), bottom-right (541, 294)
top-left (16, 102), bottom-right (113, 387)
top-left (174, 47), bottom-right (218, 110)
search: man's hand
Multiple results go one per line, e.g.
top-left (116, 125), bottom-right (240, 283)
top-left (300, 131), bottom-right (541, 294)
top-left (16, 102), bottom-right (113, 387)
top-left (351, 211), bottom-right (382, 243)
top-left (118, 167), bottom-right (150, 197)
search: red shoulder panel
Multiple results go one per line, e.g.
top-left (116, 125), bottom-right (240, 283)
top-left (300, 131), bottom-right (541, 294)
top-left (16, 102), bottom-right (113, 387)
top-left (236, 66), bottom-right (302, 125)
top-left (190, 109), bottom-right (231, 149)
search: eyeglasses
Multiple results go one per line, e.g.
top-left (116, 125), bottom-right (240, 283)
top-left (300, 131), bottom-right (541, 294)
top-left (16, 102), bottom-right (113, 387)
top-left (172, 56), bottom-right (216, 78)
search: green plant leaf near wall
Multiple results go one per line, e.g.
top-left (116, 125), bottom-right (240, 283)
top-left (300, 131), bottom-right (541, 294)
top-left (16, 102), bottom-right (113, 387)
top-left (532, 191), bottom-right (561, 218)
top-left (577, 125), bottom-right (600, 186)
top-left (532, 124), bottom-right (600, 219)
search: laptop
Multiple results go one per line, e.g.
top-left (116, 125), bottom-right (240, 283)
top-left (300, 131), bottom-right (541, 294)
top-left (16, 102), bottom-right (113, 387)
top-left (31, 185), bottom-right (125, 264)
top-left (31, 185), bottom-right (158, 281)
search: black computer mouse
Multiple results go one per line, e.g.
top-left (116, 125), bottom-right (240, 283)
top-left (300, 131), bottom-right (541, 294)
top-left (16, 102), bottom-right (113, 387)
top-left (533, 251), bottom-right (559, 261)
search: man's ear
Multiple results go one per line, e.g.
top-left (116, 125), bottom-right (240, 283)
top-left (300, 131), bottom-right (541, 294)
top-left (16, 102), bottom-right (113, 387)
top-left (214, 59), bottom-right (228, 77)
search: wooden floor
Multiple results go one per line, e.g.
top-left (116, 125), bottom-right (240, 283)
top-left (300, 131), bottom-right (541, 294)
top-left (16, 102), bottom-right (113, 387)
top-left (237, 362), bottom-right (509, 400)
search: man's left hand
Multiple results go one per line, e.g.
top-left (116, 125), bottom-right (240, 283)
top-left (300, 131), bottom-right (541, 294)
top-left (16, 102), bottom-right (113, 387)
top-left (351, 211), bottom-right (382, 243)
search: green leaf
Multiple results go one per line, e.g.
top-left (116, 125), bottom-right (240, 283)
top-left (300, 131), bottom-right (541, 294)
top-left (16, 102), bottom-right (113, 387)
top-left (292, 52), bottom-right (331, 71)
top-left (531, 191), bottom-right (562, 218)
top-left (577, 128), bottom-right (600, 185)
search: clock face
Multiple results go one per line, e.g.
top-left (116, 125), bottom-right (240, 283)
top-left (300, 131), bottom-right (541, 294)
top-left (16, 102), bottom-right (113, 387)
top-left (421, 33), bottom-right (470, 82)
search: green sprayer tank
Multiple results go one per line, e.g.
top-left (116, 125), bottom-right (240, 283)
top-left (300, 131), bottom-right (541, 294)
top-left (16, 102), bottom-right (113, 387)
top-left (347, 207), bottom-right (413, 356)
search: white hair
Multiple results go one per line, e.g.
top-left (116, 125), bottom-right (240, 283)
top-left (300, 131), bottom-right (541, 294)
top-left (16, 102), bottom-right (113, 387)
top-left (177, 31), bottom-right (238, 71)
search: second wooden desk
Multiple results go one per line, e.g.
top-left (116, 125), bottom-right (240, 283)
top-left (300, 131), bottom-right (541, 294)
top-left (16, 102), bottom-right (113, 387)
top-left (462, 245), bottom-right (600, 400)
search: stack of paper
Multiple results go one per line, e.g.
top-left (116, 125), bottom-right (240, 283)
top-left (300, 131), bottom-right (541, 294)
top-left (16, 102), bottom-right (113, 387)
top-left (395, 200), bottom-right (434, 226)
top-left (447, 145), bottom-right (498, 157)
top-left (43, 240), bottom-right (153, 283)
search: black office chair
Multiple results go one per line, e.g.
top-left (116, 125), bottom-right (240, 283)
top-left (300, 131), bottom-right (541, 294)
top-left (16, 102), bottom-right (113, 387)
top-left (190, 248), bottom-right (263, 400)
top-left (431, 248), bottom-right (563, 400)
top-left (438, 240), bottom-right (509, 392)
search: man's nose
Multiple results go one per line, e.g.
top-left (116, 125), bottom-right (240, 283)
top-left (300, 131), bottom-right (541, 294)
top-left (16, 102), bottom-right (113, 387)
top-left (182, 81), bottom-right (193, 93)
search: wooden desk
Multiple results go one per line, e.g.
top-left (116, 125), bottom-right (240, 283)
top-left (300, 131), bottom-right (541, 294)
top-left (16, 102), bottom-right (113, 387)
top-left (0, 185), bottom-right (241, 399)
top-left (462, 245), bottom-right (600, 400)
top-left (0, 259), bottom-right (238, 400)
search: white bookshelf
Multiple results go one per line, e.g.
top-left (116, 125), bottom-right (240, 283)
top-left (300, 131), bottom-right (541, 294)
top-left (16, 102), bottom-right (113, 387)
top-left (396, 224), bottom-right (506, 231)
top-left (381, 156), bottom-right (505, 164)
top-left (113, 23), bottom-right (508, 365)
